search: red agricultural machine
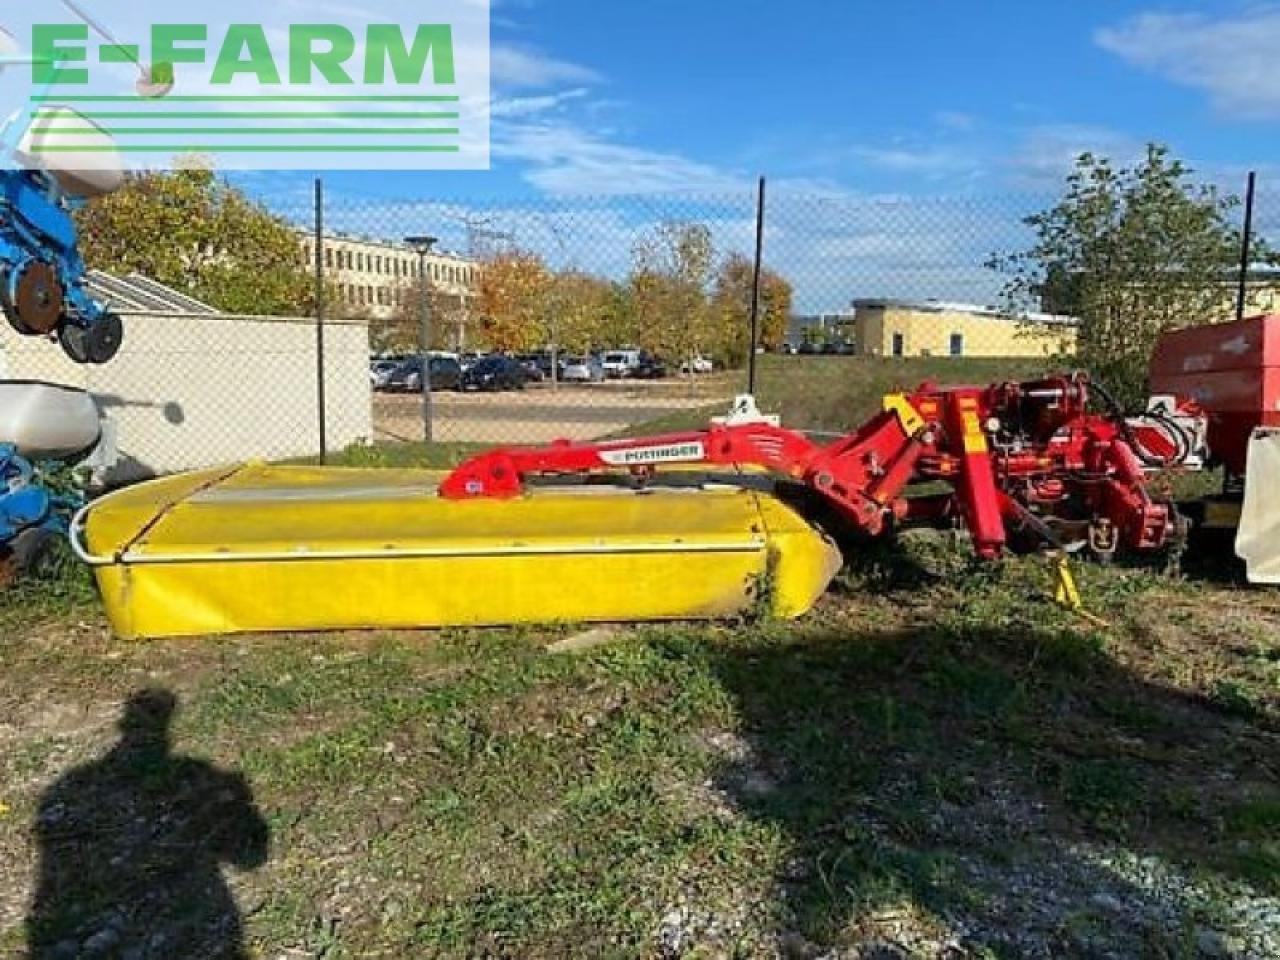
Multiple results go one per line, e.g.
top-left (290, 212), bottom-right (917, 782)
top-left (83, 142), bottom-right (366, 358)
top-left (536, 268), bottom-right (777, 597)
top-left (441, 373), bottom-right (1201, 564)
top-left (1150, 312), bottom-right (1280, 582)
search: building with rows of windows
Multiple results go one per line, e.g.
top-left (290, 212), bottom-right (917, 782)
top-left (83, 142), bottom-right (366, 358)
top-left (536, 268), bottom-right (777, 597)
top-left (298, 232), bottom-right (481, 325)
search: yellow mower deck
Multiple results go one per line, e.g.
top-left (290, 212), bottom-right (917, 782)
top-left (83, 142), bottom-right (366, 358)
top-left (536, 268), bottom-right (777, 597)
top-left (77, 463), bottom-right (842, 640)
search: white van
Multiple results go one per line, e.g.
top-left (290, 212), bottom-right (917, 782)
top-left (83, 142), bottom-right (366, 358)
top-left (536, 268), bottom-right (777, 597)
top-left (601, 349), bottom-right (641, 379)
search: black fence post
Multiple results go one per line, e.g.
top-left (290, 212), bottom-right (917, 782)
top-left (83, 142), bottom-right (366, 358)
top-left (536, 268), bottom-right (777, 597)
top-left (747, 176), bottom-right (767, 396)
top-left (1237, 170), bottom-right (1257, 324)
top-left (314, 178), bottom-right (328, 464)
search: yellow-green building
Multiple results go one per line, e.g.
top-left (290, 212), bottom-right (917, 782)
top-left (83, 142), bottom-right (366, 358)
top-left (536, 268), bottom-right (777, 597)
top-left (851, 299), bottom-right (1078, 359)
top-left (1217, 271), bottom-right (1279, 319)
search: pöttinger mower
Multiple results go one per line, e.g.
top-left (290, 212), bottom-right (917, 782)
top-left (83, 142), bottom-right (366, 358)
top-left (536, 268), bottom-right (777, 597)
top-left (75, 373), bottom-right (1201, 640)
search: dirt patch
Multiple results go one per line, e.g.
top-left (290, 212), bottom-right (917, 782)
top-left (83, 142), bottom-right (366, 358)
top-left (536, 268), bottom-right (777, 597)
top-left (374, 380), bottom-right (733, 444)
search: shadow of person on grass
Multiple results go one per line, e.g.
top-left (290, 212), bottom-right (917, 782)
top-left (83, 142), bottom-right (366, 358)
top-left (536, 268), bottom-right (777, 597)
top-left (708, 612), bottom-right (1279, 957)
top-left (27, 690), bottom-right (269, 960)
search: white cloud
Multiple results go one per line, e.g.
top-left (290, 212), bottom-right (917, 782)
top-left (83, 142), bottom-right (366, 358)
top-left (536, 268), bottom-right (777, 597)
top-left (494, 121), bottom-right (749, 196)
top-left (491, 88), bottom-right (590, 118)
top-left (491, 45), bottom-right (602, 90)
top-left (848, 145), bottom-right (979, 179)
top-left (1097, 8), bottom-right (1280, 117)
top-left (1007, 124), bottom-right (1144, 187)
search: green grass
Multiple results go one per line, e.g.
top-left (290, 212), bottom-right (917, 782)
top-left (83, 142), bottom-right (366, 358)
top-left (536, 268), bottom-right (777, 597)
top-left (0, 541), bottom-right (98, 637)
top-left (752, 354), bottom-right (1057, 432)
top-left (312, 440), bottom-right (492, 469)
top-left (1, 534), bottom-right (1277, 957)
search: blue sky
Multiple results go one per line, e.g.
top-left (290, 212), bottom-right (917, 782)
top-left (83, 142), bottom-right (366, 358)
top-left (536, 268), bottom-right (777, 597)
top-left (293, 0), bottom-right (1279, 202)
top-left (234, 1), bottom-right (1279, 311)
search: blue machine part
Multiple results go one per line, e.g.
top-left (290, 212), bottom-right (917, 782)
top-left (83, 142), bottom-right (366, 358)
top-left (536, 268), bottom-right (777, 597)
top-left (0, 169), bottom-right (123, 364)
top-left (0, 442), bottom-right (60, 546)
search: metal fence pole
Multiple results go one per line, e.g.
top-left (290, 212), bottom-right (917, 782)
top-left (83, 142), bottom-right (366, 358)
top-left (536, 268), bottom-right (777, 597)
top-left (747, 176), bottom-right (767, 396)
top-left (313, 178), bottom-right (328, 464)
top-left (1237, 170), bottom-right (1257, 323)
top-left (407, 236), bottom-right (439, 445)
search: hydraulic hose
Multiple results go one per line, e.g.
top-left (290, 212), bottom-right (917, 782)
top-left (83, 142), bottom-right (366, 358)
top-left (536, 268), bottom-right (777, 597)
top-left (1089, 378), bottom-right (1195, 469)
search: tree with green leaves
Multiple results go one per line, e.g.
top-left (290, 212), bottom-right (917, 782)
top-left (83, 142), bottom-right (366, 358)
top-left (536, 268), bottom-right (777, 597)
top-left (712, 253), bottom-right (793, 366)
top-left (992, 145), bottom-right (1273, 406)
top-left (75, 167), bottom-right (313, 317)
top-left (543, 271), bottom-right (618, 355)
top-left (628, 221), bottom-right (716, 371)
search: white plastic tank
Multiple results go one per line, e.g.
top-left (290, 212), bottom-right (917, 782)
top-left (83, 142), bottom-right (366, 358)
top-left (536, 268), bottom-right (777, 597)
top-left (0, 382), bottom-right (102, 459)
top-left (15, 107), bottom-right (125, 198)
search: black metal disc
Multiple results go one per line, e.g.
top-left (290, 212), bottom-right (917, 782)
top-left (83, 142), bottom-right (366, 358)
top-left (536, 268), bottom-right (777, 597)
top-left (86, 312), bottom-right (124, 364)
top-left (58, 323), bottom-right (91, 364)
top-left (60, 313), bottom-right (124, 365)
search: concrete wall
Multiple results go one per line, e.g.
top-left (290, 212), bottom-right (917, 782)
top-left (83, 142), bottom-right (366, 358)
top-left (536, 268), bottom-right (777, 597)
top-left (855, 306), bottom-right (1078, 359)
top-left (0, 312), bottom-right (371, 484)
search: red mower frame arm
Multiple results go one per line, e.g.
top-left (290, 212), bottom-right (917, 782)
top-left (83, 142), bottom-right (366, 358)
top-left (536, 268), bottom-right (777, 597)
top-left (440, 374), bottom-right (1191, 561)
top-left (441, 408), bottom-right (922, 535)
top-left (439, 389), bottom-right (1016, 554)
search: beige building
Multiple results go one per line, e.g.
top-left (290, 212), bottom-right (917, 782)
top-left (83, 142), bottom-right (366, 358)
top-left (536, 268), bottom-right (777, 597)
top-left (298, 232), bottom-right (481, 330)
top-left (851, 299), bottom-right (1078, 359)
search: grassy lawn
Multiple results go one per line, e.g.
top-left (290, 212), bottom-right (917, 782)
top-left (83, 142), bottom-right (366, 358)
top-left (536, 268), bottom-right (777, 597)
top-left (1, 540), bottom-right (1277, 958)
top-left (752, 354), bottom-right (1058, 433)
top-left (1, 355), bottom-right (1276, 957)
top-left (604, 354), bottom-right (1061, 440)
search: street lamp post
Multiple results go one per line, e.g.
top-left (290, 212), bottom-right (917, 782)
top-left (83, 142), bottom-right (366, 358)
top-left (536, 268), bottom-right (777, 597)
top-left (406, 235), bottom-right (438, 445)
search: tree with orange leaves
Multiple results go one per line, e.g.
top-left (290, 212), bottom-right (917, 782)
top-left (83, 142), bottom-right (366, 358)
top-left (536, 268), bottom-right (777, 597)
top-left (477, 252), bottom-right (552, 352)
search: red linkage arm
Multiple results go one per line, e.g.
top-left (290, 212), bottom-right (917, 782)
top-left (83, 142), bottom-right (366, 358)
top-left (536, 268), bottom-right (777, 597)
top-left (439, 413), bottom-right (924, 539)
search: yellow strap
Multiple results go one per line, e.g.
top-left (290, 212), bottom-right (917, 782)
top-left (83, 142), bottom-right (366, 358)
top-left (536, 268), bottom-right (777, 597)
top-left (1052, 555), bottom-right (1110, 628)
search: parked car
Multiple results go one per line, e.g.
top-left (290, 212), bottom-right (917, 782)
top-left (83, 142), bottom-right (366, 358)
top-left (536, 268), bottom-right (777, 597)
top-left (833, 341), bottom-right (856, 355)
top-left (385, 356), bottom-right (462, 393)
top-left (680, 355), bottom-right (715, 375)
top-left (534, 353), bottom-right (568, 381)
top-left (779, 343), bottom-right (798, 355)
top-left (602, 349), bottom-right (641, 379)
top-left (516, 354), bottom-right (547, 383)
top-left (370, 360), bottom-right (398, 390)
top-left (561, 355), bottom-right (605, 383)
top-left (632, 352), bottom-right (668, 379)
top-left (798, 342), bottom-right (819, 355)
top-left (462, 355), bottom-right (528, 392)
top-left (459, 351), bottom-right (486, 373)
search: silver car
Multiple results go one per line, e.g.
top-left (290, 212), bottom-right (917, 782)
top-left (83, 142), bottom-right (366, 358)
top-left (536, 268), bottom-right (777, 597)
top-left (370, 360), bottom-right (399, 390)
top-left (561, 356), bottom-right (605, 383)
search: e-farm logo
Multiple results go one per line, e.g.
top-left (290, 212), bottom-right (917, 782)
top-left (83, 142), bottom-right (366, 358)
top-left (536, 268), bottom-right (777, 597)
top-left (11, 4), bottom-right (490, 171)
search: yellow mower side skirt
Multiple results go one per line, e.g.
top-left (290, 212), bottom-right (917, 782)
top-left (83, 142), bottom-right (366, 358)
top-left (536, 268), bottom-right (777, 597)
top-left (83, 465), bottom-right (841, 640)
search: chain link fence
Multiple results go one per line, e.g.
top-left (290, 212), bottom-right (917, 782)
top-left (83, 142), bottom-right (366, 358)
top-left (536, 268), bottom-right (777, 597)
top-left (295, 177), bottom-right (1275, 451)
top-left (300, 187), bottom-right (1063, 452)
top-left (4, 175), bottom-right (1270, 481)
